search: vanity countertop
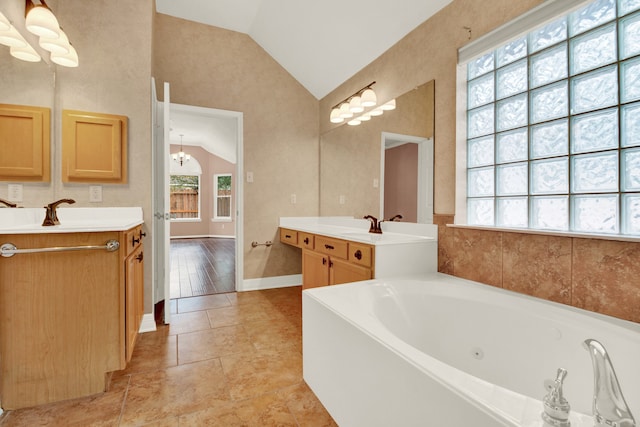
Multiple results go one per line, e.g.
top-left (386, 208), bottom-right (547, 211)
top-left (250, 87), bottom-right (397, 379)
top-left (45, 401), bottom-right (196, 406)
top-left (279, 216), bottom-right (437, 245)
top-left (0, 207), bottom-right (144, 234)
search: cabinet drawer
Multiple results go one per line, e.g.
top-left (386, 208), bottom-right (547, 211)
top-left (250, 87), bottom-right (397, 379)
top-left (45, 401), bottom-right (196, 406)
top-left (349, 242), bottom-right (373, 268)
top-left (299, 232), bottom-right (314, 250)
top-left (124, 225), bottom-right (143, 256)
top-left (315, 236), bottom-right (348, 259)
top-left (280, 228), bottom-right (298, 246)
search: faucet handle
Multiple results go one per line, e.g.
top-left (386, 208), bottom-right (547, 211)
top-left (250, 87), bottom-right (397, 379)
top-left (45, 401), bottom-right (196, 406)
top-left (542, 368), bottom-right (571, 427)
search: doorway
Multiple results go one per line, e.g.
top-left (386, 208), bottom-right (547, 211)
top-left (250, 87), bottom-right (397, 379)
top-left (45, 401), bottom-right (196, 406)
top-left (152, 79), bottom-right (243, 324)
top-left (168, 103), bottom-right (241, 300)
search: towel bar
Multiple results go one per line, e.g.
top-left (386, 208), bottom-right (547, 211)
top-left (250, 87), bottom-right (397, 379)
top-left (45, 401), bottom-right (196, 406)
top-left (0, 240), bottom-right (120, 258)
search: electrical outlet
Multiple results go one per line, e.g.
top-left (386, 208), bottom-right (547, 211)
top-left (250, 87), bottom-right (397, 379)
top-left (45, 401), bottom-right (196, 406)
top-left (89, 185), bottom-right (102, 202)
top-left (247, 171), bottom-right (254, 182)
top-left (373, 178), bottom-right (379, 188)
top-left (290, 194), bottom-right (297, 204)
top-left (339, 195), bottom-right (346, 205)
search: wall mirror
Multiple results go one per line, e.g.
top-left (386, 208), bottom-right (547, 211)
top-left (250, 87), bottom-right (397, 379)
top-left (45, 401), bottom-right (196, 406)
top-left (0, 1), bottom-right (56, 185)
top-left (320, 80), bottom-right (435, 223)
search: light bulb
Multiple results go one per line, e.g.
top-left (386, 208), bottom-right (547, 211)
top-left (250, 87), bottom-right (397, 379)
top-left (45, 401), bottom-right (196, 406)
top-left (338, 103), bottom-right (353, 119)
top-left (51, 44), bottom-right (79, 67)
top-left (360, 88), bottom-right (377, 107)
top-left (381, 99), bottom-right (396, 111)
top-left (10, 44), bottom-right (41, 62)
top-left (0, 26), bottom-right (27, 48)
top-left (349, 96), bottom-right (364, 113)
top-left (330, 107), bottom-right (344, 123)
top-left (358, 114), bottom-right (371, 121)
top-left (25, 5), bottom-right (60, 38)
top-left (369, 107), bottom-right (384, 117)
top-left (40, 29), bottom-right (70, 54)
top-left (347, 119), bottom-right (361, 126)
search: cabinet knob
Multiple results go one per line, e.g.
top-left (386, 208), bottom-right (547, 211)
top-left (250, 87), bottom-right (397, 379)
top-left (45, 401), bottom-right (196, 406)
top-left (322, 257), bottom-right (327, 265)
top-left (132, 236), bottom-right (140, 245)
top-left (354, 250), bottom-right (362, 260)
top-left (304, 237), bottom-right (309, 245)
top-left (324, 244), bottom-right (334, 250)
top-left (140, 231), bottom-right (146, 239)
top-left (285, 234), bottom-right (292, 239)
top-left (136, 252), bottom-right (144, 262)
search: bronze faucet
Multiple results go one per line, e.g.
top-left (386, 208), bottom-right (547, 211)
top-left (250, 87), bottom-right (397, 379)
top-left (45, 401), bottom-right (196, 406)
top-left (42, 198), bottom-right (76, 226)
top-left (0, 198), bottom-right (18, 208)
top-left (386, 214), bottom-right (403, 222)
top-left (364, 215), bottom-right (382, 234)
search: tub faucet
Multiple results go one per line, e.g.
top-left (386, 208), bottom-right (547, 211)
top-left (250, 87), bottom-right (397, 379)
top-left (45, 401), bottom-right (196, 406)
top-left (542, 368), bottom-right (571, 427)
top-left (42, 198), bottom-right (76, 226)
top-left (386, 214), bottom-right (403, 222)
top-left (364, 215), bottom-right (382, 234)
top-left (0, 198), bottom-right (17, 208)
top-left (583, 339), bottom-right (636, 427)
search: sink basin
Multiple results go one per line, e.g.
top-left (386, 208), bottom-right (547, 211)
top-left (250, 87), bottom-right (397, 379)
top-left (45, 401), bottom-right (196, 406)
top-left (0, 207), bottom-right (143, 234)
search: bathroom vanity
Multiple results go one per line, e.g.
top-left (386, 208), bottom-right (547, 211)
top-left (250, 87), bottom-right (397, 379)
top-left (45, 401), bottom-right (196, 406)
top-left (0, 207), bottom-right (144, 410)
top-left (280, 217), bottom-right (438, 289)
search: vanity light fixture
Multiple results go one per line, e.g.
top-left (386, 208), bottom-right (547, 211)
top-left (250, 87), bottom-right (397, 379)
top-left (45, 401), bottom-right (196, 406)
top-left (172, 134), bottom-right (191, 166)
top-left (329, 82), bottom-right (396, 127)
top-left (24, 0), bottom-right (79, 67)
top-left (0, 11), bottom-right (41, 62)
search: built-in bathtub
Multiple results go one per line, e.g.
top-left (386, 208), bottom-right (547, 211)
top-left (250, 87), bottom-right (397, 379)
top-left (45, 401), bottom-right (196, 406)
top-left (303, 273), bottom-right (640, 426)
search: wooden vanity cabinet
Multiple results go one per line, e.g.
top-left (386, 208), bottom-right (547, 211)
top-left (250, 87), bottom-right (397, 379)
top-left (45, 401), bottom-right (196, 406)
top-left (124, 225), bottom-right (144, 363)
top-left (0, 224), bottom-right (144, 410)
top-left (280, 229), bottom-right (373, 290)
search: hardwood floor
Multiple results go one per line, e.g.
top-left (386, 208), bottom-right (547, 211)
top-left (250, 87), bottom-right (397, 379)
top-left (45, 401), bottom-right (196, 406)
top-left (170, 238), bottom-right (235, 299)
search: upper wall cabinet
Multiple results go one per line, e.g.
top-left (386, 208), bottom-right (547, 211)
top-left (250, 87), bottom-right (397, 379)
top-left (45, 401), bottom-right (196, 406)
top-left (0, 104), bottom-right (51, 182)
top-left (62, 110), bottom-right (128, 183)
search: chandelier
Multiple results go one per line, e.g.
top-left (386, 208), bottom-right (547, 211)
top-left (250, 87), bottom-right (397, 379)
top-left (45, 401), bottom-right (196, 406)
top-left (172, 134), bottom-right (191, 166)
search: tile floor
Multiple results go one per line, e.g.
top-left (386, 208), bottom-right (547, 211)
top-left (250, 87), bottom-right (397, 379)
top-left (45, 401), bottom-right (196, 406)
top-left (0, 287), bottom-right (337, 427)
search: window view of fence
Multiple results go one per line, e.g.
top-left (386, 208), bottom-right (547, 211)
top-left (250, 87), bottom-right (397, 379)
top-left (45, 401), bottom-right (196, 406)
top-left (170, 175), bottom-right (200, 219)
top-left (215, 174), bottom-right (232, 219)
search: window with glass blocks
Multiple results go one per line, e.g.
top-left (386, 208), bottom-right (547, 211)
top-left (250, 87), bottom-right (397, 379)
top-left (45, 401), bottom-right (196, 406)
top-left (465, 0), bottom-right (640, 235)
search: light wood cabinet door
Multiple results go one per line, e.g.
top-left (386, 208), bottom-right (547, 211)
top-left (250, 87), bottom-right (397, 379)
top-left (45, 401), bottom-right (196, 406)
top-left (62, 110), bottom-right (128, 183)
top-left (302, 249), bottom-right (329, 290)
top-left (0, 103), bottom-right (50, 182)
top-left (124, 240), bottom-right (144, 363)
top-left (330, 257), bottom-right (372, 285)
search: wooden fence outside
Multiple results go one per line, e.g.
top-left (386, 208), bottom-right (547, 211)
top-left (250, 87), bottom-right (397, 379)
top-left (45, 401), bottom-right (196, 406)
top-left (170, 189), bottom-right (198, 218)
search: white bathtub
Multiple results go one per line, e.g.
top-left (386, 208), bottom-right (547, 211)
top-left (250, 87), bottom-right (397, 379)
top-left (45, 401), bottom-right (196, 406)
top-left (302, 273), bottom-right (640, 427)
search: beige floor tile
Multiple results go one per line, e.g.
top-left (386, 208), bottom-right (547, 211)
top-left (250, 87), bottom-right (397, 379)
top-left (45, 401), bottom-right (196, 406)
top-left (177, 294), bottom-right (232, 313)
top-left (220, 346), bottom-right (303, 401)
top-left (243, 318), bottom-right (302, 351)
top-left (178, 392), bottom-right (297, 426)
top-left (0, 375), bottom-right (129, 427)
top-left (116, 334), bottom-right (178, 377)
top-left (278, 382), bottom-right (338, 427)
top-left (177, 325), bottom-right (255, 365)
top-left (119, 359), bottom-right (230, 426)
top-left (206, 303), bottom-right (273, 329)
top-left (165, 310), bottom-right (213, 335)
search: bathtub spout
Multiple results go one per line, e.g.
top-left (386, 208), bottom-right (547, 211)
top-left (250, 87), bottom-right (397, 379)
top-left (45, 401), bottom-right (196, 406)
top-left (583, 339), bottom-right (636, 427)
top-left (542, 368), bottom-right (571, 427)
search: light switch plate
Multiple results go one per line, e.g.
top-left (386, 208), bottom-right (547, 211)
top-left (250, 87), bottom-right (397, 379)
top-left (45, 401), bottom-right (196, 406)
top-left (246, 171), bottom-right (254, 183)
top-left (89, 185), bottom-right (103, 202)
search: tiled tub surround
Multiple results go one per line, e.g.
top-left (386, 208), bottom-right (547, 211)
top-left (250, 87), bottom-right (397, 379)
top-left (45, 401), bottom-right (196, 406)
top-left (433, 214), bottom-right (640, 324)
top-left (0, 287), bottom-right (336, 426)
top-left (304, 274), bottom-right (640, 426)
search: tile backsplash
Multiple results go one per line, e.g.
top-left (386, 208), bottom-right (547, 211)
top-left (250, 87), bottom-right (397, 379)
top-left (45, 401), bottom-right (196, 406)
top-left (434, 214), bottom-right (640, 324)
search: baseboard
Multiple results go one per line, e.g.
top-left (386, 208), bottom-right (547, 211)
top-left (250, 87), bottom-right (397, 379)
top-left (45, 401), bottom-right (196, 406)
top-left (138, 313), bottom-right (157, 333)
top-left (239, 274), bottom-right (302, 292)
top-left (170, 234), bottom-right (235, 239)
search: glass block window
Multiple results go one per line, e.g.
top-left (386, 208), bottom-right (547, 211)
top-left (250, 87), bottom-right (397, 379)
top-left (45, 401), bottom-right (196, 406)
top-left (466, 0), bottom-right (640, 235)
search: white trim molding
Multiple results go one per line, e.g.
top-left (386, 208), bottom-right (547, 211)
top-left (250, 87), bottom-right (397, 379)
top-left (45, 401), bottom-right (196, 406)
top-left (139, 313), bottom-right (157, 333)
top-left (239, 274), bottom-right (302, 292)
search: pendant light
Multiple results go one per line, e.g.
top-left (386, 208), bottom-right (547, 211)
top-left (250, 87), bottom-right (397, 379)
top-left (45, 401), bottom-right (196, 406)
top-left (25, 0), bottom-right (60, 39)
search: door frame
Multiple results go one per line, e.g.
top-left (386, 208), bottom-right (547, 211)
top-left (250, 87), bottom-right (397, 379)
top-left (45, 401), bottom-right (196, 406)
top-left (379, 132), bottom-right (434, 223)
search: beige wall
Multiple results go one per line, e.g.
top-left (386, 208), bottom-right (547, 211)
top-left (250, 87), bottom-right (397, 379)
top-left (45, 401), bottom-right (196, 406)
top-left (169, 144), bottom-right (235, 238)
top-left (153, 14), bottom-right (319, 280)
